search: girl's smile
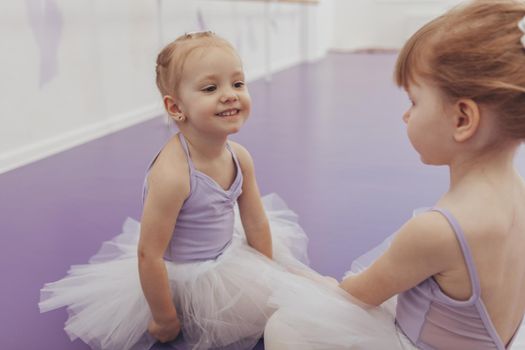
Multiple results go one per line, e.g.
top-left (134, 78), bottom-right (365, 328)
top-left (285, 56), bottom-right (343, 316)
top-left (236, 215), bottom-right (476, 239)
top-left (216, 108), bottom-right (241, 117)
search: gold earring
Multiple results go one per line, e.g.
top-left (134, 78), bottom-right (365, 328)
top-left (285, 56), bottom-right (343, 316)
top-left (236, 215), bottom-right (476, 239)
top-left (174, 113), bottom-right (185, 121)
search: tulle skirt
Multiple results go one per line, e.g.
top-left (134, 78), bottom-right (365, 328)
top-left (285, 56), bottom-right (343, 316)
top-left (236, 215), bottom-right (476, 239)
top-left (264, 230), bottom-right (417, 350)
top-left (264, 275), bottom-right (417, 349)
top-left (39, 194), bottom-right (309, 350)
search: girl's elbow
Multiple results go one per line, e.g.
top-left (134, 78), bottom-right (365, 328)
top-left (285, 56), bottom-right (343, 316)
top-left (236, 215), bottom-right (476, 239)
top-left (137, 246), bottom-right (161, 264)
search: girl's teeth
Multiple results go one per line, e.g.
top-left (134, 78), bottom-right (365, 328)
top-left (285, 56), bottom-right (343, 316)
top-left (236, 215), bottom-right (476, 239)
top-left (218, 109), bottom-right (238, 116)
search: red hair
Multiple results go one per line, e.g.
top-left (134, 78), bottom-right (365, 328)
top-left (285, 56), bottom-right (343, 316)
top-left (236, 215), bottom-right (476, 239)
top-left (395, 0), bottom-right (525, 139)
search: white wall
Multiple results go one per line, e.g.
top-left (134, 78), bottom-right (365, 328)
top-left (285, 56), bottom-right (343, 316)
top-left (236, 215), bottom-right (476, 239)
top-left (0, 0), bottom-right (333, 174)
top-left (2, 0), bottom-right (475, 174)
top-left (331, 0), bottom-right (462, 51)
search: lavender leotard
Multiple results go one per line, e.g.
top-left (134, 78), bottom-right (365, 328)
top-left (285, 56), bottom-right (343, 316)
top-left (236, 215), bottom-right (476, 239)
top-left (143, 133), bottom-right (243, 263)
top-left (396, 208), bottom-right (521, 350)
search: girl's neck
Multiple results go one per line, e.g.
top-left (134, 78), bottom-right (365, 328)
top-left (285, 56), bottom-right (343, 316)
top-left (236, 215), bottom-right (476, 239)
top-left (448, 141), bottom-right (521, 191)
top-left (180, 131), bottom-right (228, 160)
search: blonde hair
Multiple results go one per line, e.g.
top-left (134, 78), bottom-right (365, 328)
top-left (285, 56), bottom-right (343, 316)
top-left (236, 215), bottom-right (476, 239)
top-left (395, 0), bottom-right (525, 139)
top-left (155, 32), bottom-right (236, 97)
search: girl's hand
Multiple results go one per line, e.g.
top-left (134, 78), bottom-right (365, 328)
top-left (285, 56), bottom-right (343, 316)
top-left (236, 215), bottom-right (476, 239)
top-left (148, 317), bottom-right (182, 343)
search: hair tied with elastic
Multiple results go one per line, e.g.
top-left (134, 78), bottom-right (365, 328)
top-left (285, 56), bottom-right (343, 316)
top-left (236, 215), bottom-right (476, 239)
top-left (519, 16), bottom-right (525, 49)
top-left (184, 30), bottom-right (214, 39)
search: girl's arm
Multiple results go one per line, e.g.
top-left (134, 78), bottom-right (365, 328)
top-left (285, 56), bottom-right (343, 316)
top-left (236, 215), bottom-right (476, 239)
top-left (231, 142), bottom-right (272, 259)
top-left (138, 150), bottom-right (190, 342)
top-left (340, 211), bottom-right (459, 306)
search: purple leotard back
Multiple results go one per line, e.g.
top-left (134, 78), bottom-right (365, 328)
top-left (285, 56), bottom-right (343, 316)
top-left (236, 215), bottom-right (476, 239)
top-left (396, 208), bottom-right (521, 350)
top-left (143, 133), bottom-right (243, 262)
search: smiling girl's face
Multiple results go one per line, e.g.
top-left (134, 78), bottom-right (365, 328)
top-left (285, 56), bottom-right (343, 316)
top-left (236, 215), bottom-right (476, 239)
top-left (173, 46), bottom-right (251, 138)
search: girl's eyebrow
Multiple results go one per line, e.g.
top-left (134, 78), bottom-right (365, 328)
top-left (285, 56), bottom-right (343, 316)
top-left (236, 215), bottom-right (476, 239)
top-left (197, 74), bottom-right (218, 83)
top-left (197, 70), bottom-right (244, 83)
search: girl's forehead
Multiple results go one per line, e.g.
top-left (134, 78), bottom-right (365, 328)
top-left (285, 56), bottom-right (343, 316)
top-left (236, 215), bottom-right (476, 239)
top-left (405, 80), bottom-right (421, 94)
top-left (188, 45), bottom-right (240, 64)
top-left (183, 47), bottom-right (243, 76)
top-left (407, 75), bottom-right (436, 92)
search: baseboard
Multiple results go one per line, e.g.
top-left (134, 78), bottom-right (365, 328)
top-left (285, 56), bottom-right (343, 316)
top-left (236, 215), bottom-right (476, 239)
top-left (0, 104), bottom-right (164, 174)
top-left (1, 53), bottom-right (327, 175)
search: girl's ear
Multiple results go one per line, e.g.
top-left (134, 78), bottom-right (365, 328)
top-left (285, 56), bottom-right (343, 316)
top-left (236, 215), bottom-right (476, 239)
top-left (452, 98), bottom-right (480, 142)
top-left (163, 95), bottom-right (186, 122)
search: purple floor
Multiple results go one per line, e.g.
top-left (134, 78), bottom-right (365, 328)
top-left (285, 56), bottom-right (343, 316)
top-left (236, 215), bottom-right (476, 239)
top-left (0, 52), bottom-right (449, 349)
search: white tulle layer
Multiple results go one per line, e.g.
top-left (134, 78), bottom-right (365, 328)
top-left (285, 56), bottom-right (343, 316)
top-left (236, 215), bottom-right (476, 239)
top-left (264, 231), bottom-right (416, 350)
top-left (39, 194), bottom-right (309, 350)
top-left (265, 278), bottom-right (417, 350)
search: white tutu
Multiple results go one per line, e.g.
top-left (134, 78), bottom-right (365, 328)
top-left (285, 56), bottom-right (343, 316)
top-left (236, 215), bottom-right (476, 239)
top-left (39, 193), bottom-right (309, 350)
top-left (264, 230), bottom-right (418, 350)
top-left (264, 274), bottom-right (416, 350)
top-left (514, 325), bottom-right (525, 349)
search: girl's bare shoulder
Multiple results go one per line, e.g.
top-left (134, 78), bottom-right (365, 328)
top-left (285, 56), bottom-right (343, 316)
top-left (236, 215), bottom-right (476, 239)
top-left (147, 135), bottom-right (190, 196)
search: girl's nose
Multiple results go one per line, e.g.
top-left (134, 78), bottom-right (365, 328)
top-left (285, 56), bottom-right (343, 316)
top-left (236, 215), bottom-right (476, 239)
top-left (402, 111), bottom-right (409, 124)
top-left (220, 90), bottom-right (238, 104)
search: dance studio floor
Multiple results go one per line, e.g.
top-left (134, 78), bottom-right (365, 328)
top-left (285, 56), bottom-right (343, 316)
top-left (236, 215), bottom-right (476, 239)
top-left (4, 51), bottom-right (520, 349)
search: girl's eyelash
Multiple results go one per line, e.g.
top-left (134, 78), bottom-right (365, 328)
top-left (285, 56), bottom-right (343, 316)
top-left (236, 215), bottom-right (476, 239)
top-left (201, 81), bottom-right (244, 92)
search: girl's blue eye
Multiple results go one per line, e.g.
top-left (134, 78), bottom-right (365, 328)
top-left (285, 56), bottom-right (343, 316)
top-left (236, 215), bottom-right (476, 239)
top-left (203, 86), bottom-right (216, 92)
